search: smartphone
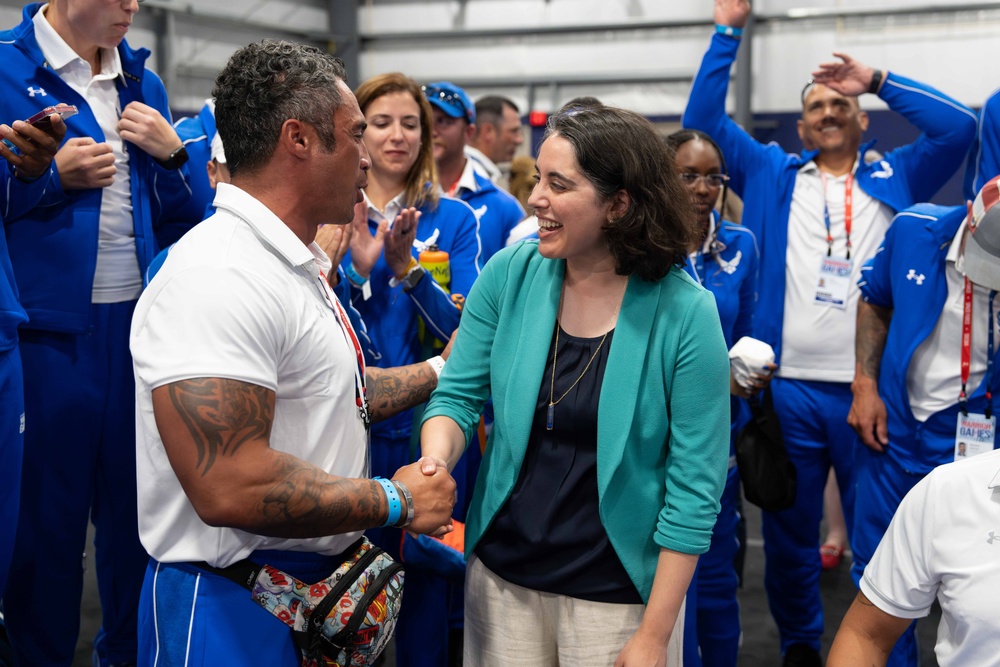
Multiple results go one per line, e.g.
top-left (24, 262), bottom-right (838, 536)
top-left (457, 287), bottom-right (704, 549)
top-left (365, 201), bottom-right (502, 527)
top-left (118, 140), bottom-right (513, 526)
top-left (24, 103), bottom-right (78, 131)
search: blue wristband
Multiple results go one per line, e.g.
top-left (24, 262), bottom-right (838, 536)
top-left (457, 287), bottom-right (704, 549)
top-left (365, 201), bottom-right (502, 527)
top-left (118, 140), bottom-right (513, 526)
top-left (345, 263), bottom-right (369, 287)
top-left (374, 477), bottom-right (402, 527)
top-left (715, 24), bottom-right (743, 37)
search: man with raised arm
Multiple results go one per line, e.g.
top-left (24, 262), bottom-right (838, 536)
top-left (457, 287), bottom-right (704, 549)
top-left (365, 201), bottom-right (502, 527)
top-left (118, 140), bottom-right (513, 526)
top-left (683, 1), bottom-right (976, 664)
top-left (130, 40), bottom-right (456, 666)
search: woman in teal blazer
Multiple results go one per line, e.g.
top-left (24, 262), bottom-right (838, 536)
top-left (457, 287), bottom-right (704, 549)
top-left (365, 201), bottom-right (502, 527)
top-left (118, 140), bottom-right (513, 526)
top-left (421, 104), bottom-right (731, 666)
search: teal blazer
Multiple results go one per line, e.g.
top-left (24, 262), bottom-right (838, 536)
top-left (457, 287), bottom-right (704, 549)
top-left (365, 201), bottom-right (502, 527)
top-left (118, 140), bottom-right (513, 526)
top-left (422, 242), bottom-right (731, 603)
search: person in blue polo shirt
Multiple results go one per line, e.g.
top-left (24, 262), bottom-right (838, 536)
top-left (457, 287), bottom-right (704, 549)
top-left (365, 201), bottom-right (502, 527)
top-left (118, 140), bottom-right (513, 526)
top-left (668, 129), bottom-right (769, 667)
top-left (684, 2), bottom-right (976, 664)
top-left (846, 175), bottom-right (1000, 666)
top-left (424, 81), bottom-right (525, 268)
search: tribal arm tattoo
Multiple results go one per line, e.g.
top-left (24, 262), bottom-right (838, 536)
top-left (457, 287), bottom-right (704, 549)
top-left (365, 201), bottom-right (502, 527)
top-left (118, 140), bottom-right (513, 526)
top-left (165, 378), bottom-right (273, 476)
top-left (366, 362), bottom-right (438, 422)
top-left (154, 377), bottom-right (388, 536)
top-left (855, 301), bottom-right (893, 381)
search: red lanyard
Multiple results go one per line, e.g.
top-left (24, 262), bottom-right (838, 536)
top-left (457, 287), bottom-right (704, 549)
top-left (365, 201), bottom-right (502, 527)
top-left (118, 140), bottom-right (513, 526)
top-left (319, 270), bottom-right (370, 428)
top-left (820, 172), bottom-right (854, 259)
top-left (959, 277), bottom-right (998, 418)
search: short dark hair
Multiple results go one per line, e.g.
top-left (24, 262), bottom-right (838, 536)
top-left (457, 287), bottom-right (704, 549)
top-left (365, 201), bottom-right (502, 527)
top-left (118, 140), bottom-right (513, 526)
top-left (213, 40), bottom-right (347, 176)
top-left (474, 95), bottom-right (519, 127)
top-left (543, 106), bottom-right (698, 282)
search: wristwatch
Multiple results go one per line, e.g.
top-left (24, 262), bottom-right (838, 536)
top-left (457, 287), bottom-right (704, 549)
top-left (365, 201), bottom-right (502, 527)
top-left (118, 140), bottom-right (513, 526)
top-left (155, 144), bottom-right (189, 170)
top-left (392, 264), bottom-right (426, 291)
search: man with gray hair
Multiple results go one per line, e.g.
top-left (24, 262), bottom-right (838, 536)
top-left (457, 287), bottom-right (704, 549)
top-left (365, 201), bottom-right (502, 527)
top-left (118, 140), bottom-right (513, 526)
top-left (130, 40), bottom-right (457, 665)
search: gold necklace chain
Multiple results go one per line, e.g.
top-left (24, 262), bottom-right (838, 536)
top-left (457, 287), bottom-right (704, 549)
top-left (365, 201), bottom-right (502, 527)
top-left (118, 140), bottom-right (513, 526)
top-left (546, 276), bottom-right (629, 431)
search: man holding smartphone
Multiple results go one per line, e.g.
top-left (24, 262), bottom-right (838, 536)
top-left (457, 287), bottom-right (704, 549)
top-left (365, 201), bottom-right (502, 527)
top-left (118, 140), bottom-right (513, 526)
top-left (0, 2), bottom-right (191, 666)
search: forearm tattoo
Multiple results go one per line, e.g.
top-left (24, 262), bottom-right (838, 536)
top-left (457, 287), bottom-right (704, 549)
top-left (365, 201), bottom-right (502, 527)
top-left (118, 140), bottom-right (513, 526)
top-left (856, 303), bottom-right (892, 380)
top-left (366, 363), bottom-right (438, 422)
top-left (258, 458), bottom-right (384, 536)
top-left (168, 378), bottom-right (273, 476)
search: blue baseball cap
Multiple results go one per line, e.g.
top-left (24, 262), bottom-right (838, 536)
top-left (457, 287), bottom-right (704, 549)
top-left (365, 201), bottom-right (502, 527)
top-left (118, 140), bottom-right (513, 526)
top-left (423, 81), bottom-right (476, 124)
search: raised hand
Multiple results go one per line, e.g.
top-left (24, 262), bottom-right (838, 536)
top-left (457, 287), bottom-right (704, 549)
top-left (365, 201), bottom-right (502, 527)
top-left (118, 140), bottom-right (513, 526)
top-left (715, 0), bottom-right (751, 30)
top-left (316, 221), bottom-right (353, 269)
top-left (348, 201), bottom-right (388, 278)
top-left (384, 207), bottom-right (421, 278)
top-left (0, 114), bottom-right (66, 180)
top-left (811, 53), bottom-right (877, 97)
top-left (55, 137), bottom-right (116, 190)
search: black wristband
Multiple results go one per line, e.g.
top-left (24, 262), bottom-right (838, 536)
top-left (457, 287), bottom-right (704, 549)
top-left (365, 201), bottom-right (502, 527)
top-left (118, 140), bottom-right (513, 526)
top-left (868, 69), bottom-right (883, 95)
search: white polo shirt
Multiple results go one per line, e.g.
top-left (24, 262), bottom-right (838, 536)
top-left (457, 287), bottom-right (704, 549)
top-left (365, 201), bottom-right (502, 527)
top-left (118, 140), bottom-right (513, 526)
top-left (780, 159), bottom-right (894, 382)
top-left (33, 5), bottom-right (141, 303)
top-left (861, 448), bottom-right (1000, 666)
top-left (131, 183), bottom-right (368, 567)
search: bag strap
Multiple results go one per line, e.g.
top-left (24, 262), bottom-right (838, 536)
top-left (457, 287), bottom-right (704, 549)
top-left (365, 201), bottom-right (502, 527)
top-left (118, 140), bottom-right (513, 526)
top-left (191, 559), bottom-right (263, 591)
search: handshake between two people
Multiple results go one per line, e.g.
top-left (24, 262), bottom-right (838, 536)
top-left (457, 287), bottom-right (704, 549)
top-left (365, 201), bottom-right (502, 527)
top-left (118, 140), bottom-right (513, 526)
top-left (389, 455), bottom-right (457, 538)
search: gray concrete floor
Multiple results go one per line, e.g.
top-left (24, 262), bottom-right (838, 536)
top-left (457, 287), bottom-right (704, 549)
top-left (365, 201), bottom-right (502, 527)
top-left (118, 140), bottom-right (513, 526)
top-left (74, 502), bottom-right (940, 666)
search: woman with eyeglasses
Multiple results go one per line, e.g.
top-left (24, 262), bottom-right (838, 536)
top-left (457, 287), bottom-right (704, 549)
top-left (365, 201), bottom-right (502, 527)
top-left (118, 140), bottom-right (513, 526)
top-left (420, 105), bottom-right (732, 666)
top-left (341, 72), bottom-right (482, 667)
top-left (666, 129), bottom-right (772, 667)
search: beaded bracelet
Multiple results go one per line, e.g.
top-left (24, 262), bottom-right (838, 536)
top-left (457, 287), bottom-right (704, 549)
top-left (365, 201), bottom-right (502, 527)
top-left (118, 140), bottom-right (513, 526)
top-left (373, 477), bottom-right (402, 527)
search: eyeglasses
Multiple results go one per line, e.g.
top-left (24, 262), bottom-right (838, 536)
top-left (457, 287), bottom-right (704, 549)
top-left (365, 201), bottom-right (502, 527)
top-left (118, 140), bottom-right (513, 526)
top-left (679, 172), bottom-right (729, 188)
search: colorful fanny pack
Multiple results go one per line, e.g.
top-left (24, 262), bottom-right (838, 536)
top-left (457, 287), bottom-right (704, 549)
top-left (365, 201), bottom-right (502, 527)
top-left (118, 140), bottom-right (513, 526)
top-left (195, 537), bottom-right (404, 667)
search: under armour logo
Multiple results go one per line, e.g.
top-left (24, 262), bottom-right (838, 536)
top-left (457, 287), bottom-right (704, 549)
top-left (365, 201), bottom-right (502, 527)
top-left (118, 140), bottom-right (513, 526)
top-left (906, 269), bottom-right (925, 285)
top-left (26, 86), bottom-right (46, 97)
top-left (988, 531), bottom-right (998, 544)
top-left (871, 160), bottom-right (894, 179)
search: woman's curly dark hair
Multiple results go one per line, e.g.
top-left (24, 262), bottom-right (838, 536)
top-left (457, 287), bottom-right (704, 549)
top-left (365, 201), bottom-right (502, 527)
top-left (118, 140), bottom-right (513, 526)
top-left (543, 106), bottom-right (698, 281)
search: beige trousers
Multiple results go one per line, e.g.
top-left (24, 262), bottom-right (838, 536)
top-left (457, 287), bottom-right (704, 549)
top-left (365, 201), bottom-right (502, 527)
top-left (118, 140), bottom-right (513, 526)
top-left (463, 555), bottom-right (684, 667)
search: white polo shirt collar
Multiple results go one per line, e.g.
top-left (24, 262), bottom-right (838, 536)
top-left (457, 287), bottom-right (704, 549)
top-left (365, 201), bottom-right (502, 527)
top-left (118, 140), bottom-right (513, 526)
top-left (213, 183), bottom-right (330, 278)
top-left (33, 4), bottom-right (125, 84)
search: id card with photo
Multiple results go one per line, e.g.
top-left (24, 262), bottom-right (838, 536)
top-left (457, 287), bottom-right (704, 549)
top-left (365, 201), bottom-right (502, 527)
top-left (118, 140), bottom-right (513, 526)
top-left (814, 256), bottom-right (852, 309)
top-left (954, 412), bottom-right (996, 460)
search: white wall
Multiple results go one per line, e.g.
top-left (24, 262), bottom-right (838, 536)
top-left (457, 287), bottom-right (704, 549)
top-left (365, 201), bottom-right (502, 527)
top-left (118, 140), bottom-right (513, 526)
top-left (358, 0), bottom-right (1000, 117)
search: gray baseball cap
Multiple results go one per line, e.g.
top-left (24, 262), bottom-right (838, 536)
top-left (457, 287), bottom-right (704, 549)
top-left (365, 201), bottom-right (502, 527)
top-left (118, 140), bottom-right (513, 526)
top-left (964, 175), bottom-right (1000, 291)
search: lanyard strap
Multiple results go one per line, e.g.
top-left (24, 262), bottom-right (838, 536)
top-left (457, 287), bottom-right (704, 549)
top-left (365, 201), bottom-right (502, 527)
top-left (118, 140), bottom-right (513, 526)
top-left (319, 271), bottom-right (370, 429)
top-left (820, 172), bottom-right (854, 259)
top-left (959, 277), bottom-right (997, 419)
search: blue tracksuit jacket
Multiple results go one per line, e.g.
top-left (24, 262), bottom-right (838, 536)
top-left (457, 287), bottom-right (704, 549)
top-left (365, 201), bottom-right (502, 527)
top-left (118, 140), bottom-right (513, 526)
top-left (344, 195), bottom-right (481, 441)
top-left (682, 33), bottom-right (977, 365)
top-left (0, 2), bottom-right (191, 333)
top-left (456, 168), bottom-right (525, 269)
top-left (965, 86), bottom-right (1000, 200)
top-left (858, 204), bottom-right (1000, 473)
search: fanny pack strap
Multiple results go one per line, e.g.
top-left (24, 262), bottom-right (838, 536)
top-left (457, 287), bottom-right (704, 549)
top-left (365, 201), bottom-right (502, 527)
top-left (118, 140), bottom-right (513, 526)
top-left (192, 559), bottom-right (263, 592)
